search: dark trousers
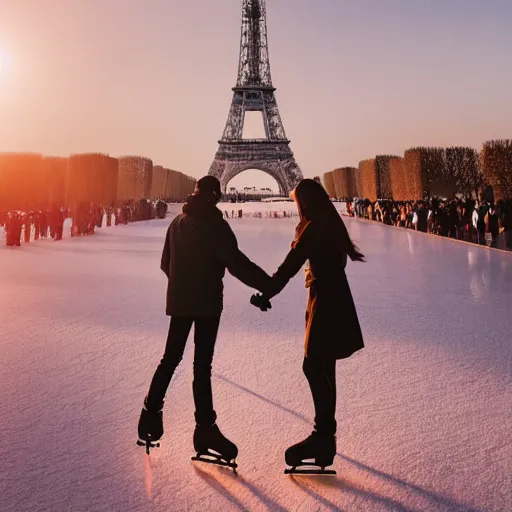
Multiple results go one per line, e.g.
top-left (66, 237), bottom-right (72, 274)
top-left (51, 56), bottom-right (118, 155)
top-left (506, 231), bottom-right (512, 250)
top-left (146, 316), bottom-right (221, 426)
top-left (303, 356), bottom-right (337, 436)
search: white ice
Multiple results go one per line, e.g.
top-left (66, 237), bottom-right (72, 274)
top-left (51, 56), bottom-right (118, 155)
top-left (1, 203), bottom-right (511, 512)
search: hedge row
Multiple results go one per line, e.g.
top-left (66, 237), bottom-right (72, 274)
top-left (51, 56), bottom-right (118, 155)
top-left (358, 159), bottom-right (377, 201)
top-left (0, 152), bottom-right (196, 211)
top-left (481, 140), bottom-right (512, 201)
top-left (322, 171), bottom-right (336, 199)
top-left (67, 153), bottom-right (118, 207)
top-left (0, 153), bottom-right (44, 211)
top-left (332, 167), bottom-right (358, 199)
top-left (117, 156), bottom-right (153, 204)
top-left (323, 140), bottom-right (511, 201)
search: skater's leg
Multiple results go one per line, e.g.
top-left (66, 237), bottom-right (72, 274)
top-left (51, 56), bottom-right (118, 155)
top-left (303, 356), bottom-right (337, 435)
top-left (145, 317), bottom-right (194, 411)
top-left (284, 357), bottom-right (337, 468)
top-left (192, 316), bottom-right (221, 426)
top-left (191, 317), bottom-right (238, 461)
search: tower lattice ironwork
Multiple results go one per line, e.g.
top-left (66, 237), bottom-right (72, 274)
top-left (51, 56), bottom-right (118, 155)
top-left (208, 0), bottom-right (303, 195)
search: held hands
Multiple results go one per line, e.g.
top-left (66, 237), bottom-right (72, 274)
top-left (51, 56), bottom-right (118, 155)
top-left (250, 294), bottom-right (272, 312)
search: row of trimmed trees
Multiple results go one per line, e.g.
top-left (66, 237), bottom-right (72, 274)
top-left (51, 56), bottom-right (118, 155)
top-left (323, 140), bottom-right (512, 202)
top-left (0, 152), bottom-right (196, 212)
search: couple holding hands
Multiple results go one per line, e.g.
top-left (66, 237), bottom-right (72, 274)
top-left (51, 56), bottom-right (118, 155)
top-left (137, 176), bottom-right (364, 474)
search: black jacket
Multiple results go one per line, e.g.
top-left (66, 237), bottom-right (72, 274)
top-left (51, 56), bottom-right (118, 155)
top-left (161, 195), bottom-right (271, 317)
top-left (265, 219), bottom-right (364, 360)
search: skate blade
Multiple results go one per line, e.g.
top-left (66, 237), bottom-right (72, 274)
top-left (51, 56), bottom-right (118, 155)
top-left (191, 451), bottom-right (238, 472)
top-left (137, 439), bottom-right (160, 455)
top-left (285, 466), bottom-right (336, 476)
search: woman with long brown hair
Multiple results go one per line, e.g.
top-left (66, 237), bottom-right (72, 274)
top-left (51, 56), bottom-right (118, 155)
top-left (252, 178), bottom-right (365, 472)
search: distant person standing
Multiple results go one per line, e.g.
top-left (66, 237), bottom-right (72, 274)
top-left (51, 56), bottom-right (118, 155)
top-left (5, 211), bottom-right (21, 246)
top-left (33, 211), bottom-right (41, 241)
top-left (416, 202), bottom-right (428, 233)
top-left (50, 206), bottom-right (65, 241)
top-left (412, 208), bottom-right (419, 231)
top-left (486, 204), bottom-right (500, 248)
top-left (23, 212), bottom-right (31, 243)
top-left (502, 201), bottom-right (512, 250)
top-left (472, 203), bottom-right (479, 244)
top-left (137, 176), bottom-right (270, 467)
top-left (477, 203), bottom-right (488, 245)
top-left (40, 209), bottom-right (49, 238)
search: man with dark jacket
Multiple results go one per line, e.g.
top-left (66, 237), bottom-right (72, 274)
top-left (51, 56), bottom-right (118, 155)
top-left (502, 200), bottom-right (512, 250)
top-left (416, 202), bottom-right (428, 233)
top-left (138, 176), bottom-right (270, 463)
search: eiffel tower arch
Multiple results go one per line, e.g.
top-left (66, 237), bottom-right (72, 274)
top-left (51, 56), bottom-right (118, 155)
top-left (209, 0), bottom-right (303, 196)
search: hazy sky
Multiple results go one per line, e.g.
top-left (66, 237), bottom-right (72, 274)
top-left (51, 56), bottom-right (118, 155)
top-left (1, 0), bottom-right (511, 191)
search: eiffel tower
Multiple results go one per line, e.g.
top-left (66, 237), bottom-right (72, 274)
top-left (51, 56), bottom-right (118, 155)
top-left (209, 0), bottom-right (303, 196)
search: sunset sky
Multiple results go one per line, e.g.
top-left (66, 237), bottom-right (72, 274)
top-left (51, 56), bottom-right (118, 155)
top-left (1, 0), bottom-right (511, 191)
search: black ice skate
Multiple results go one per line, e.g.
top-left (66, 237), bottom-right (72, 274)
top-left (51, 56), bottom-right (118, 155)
top-left (137, 402), bottom-right (163, 455)
top-left (191, 423), bottom-right (238, 473)
top-left (284, 431), bottom-right (337, 475)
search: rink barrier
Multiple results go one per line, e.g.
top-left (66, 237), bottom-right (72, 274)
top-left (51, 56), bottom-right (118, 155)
top-left (343, 212), bottom-right (511, 254)
top-left (222, 210), bottom-right (300, 219)
top-left (4, 206), bottom-right (508, 253)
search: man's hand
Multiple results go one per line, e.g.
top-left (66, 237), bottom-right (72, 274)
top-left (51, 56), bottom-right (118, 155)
top-left (250, 294), bottom-right (272, 312)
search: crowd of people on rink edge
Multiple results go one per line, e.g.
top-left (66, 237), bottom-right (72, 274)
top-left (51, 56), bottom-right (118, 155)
top-left (1, 199), bottom-right (169, 247)
top-left (346, 196), bottom-right (512, 251)
top-left (222, 209), bottom-right (299, 219)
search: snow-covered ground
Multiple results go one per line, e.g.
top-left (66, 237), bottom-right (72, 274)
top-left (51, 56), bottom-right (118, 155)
top-left (1, 203), bottom-right (511, 512)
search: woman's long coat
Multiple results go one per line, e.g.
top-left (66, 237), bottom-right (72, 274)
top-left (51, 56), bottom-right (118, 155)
top-left (267, 220), bottom-right (364, 360)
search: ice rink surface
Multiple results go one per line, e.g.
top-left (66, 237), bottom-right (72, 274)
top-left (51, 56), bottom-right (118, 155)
top-left (1, 203), bottom-right (511, 512)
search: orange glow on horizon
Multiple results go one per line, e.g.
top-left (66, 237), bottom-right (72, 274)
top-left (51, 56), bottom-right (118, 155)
top-left (0, 50), bottom-right (6, 76)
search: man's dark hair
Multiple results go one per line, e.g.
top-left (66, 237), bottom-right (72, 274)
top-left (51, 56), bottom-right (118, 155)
top-left (195, 176), bottom-right (222, 203)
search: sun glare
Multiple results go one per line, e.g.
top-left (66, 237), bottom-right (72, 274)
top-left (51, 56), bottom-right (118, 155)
top-left (0, 50), bottom-right (7, 76)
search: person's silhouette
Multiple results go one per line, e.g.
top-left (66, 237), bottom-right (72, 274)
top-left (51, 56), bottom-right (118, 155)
top-left (138, 176), bottom-right (270, 465)
top-left (252, 179), bottom-right (365, 473)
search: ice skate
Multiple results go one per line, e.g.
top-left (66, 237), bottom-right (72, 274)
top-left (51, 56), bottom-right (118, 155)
top-left (191, 423), bottom-right (238, 472)
top-left (136, 401), bottom-right (163, 455)
top-left (284, 431), bottom-right (337, 475)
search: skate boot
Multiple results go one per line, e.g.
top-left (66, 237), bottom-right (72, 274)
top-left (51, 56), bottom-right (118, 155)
top-left (136, 400), bottom-right (163, 454)
top-left (191, 423), bottom-right (238, 472)
top-left (284, 431), bottom-right (336, 475)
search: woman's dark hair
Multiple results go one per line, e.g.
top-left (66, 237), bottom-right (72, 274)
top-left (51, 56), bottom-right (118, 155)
top-left (293, 179), bottom-right (365, 262)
